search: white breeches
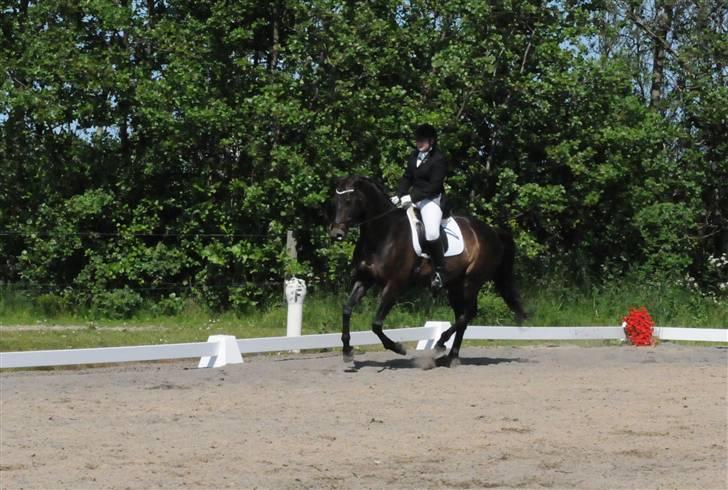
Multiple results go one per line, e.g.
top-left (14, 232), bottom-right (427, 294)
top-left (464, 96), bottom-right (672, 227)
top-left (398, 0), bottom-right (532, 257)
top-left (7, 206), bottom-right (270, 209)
top-left (416, 195), bottom-right (442, 241)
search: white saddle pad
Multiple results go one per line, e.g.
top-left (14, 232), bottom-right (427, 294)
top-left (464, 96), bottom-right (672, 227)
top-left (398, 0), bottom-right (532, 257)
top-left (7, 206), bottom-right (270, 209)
top-left (406, 207), bottom-right (465, 258)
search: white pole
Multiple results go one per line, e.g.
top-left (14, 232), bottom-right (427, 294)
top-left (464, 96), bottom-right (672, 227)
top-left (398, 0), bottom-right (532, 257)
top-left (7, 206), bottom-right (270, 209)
top-left (284, 277), bottom-right (307, 352)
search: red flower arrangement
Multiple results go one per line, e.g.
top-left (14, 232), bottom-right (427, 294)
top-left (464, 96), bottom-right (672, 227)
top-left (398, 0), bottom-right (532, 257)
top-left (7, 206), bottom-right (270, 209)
top-left (623, 307), bottom-right (655, 346)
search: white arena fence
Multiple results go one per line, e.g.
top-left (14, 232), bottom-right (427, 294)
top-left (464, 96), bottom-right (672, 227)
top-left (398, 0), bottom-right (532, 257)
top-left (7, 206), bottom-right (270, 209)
top-left (1, 322), bottom-right (726, 370)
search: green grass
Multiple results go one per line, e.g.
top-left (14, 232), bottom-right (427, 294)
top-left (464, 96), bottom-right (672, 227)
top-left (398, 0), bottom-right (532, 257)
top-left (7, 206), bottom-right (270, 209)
top-left (1, 281), bottom-right (725, 352)
top-left (523, 282), bottom-right (727, 328)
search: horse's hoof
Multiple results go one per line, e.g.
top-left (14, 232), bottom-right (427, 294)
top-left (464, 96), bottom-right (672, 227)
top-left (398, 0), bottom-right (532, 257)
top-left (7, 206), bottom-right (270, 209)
top-left (435, 356), bottom-right (452, 368)
top-left (392, 342), bottom-right (407, 356)
top-left (434, 355), bottom-right (460, 368)
top-left (342, 348), bottom-right (355, 362)
top-left (433, 344), bottom-right (447, 358)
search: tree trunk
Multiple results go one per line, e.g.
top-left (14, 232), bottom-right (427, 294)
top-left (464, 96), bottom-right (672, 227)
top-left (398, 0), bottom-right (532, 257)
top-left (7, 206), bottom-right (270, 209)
top-left (650, 1), bottom-right (674, 107)
top-left (269, 4), bottom-right (280, 71)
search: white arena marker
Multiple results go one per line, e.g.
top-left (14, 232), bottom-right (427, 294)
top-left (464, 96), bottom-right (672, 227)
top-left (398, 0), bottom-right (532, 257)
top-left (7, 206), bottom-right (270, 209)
top-left (285, 277), bottom-right (307, 353)
top-left (198, 335), bottom-right (243, 368)
top-left (416, 321), bottom-right (454, 350)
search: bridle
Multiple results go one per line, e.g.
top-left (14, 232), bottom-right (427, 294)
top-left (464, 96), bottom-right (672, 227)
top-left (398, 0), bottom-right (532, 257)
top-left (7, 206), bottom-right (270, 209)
top-left (332, 187), bottom-right (400, 228)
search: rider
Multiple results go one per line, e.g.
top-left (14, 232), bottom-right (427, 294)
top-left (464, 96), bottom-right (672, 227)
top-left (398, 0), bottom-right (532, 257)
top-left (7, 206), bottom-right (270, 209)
top-left (390, 124), bottom-right (448, 289)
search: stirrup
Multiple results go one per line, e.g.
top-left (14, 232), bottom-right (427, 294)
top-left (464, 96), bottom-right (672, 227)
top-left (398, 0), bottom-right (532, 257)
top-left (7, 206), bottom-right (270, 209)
top-left (431, 272), bottom-right (444, 289)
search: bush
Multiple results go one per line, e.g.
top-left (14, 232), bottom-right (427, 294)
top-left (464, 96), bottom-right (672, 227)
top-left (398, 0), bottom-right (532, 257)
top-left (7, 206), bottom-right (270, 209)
top-left (90, 287), bottom-right (143, 319)
top-left (477, 286), bottom-right (513, 325)
top-left (148, 293), bottom-right (187, 317)
top-left (634, 202), bottom-right (695, 275)
top-left (34, 293), bottom-right (67, 317)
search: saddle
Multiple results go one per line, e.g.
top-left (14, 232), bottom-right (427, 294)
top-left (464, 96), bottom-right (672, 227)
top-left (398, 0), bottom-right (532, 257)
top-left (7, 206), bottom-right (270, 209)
top-left (413, 207), bottom-right (447, 253)
top-left (406, 207), bottom-right (465, 258)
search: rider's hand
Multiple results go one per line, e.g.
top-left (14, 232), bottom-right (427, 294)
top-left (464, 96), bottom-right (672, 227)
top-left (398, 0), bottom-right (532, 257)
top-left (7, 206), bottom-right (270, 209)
top-left (400, 195), bottom-right (413, 208)
top-left (390, 195), bottom-right (400, 206)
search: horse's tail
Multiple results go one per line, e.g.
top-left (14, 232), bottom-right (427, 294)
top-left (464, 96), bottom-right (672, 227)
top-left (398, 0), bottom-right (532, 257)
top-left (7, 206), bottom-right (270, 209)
top-left (494, 229), bottom-right (527, 324)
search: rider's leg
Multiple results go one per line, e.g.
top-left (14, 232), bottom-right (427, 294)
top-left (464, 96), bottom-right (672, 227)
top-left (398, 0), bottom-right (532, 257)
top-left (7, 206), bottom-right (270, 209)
top-left (419, 199), bottom-right (445, 288)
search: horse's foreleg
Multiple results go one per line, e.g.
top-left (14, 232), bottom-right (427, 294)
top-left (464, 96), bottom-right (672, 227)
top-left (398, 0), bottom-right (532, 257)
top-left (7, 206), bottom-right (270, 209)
top-left (372, 283), bottom-right (407, 356)
top-left (342, 280), bottom-right (370, 361)
top-left (434, 284), bottom-right (466, 355)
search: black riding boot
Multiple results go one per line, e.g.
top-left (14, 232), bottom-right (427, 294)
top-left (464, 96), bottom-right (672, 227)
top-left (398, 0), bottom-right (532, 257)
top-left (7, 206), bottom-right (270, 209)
top-left (426, 238), bottom-right (446, 289)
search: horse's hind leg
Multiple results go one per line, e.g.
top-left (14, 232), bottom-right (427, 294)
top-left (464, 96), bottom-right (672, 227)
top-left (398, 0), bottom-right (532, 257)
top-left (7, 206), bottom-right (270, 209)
top-left (342, 280), bottom-right (370, 361)
top-left (371, 282), bottom-right (407, 356)
top-left (433, 284), bottom-right (466, 356)
top-left (448, 297), bottom-right (477, 362)
top-left (437, 282), bottom-right (479, 366)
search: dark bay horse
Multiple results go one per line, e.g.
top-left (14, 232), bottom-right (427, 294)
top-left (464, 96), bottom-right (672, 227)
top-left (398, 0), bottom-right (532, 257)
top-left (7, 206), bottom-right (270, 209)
top-left (329, 175), bottom-right (526, 365)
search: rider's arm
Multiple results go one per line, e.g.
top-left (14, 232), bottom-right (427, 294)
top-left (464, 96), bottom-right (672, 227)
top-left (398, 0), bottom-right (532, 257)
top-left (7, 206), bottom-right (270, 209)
top-left (411, 155), bottom-right (447, 202)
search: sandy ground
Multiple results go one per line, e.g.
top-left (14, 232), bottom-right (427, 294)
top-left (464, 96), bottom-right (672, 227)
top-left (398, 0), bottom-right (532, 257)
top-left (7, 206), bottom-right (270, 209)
top-left (1, 344), bottom-right (726, 489)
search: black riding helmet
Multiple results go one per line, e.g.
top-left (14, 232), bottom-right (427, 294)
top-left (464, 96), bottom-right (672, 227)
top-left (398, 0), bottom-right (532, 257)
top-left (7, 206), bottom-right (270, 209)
top-left (414, 123), bottom-right (437, 141)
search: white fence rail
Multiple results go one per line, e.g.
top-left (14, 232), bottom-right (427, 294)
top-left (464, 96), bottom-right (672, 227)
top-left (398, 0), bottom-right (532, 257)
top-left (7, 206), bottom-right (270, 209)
top-left (236, 326), bottom-right (440, 353)
top-left (1, 323), bottom-right (726, 370)
top-left (654, 327), bottom-right (727, 343)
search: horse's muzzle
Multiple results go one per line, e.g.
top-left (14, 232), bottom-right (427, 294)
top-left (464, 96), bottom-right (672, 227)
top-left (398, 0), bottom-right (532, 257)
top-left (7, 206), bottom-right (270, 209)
top-left (329, 224), bottom-right (347, 241)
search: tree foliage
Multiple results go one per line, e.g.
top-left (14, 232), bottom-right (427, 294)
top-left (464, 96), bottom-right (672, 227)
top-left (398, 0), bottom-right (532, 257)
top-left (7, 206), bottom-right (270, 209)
top-left (1, 0), bottom-right (726, 315)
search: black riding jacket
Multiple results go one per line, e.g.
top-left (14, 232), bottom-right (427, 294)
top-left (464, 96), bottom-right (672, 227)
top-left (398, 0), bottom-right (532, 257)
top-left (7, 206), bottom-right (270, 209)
top-left (396, 148), bottom-right (448, 203)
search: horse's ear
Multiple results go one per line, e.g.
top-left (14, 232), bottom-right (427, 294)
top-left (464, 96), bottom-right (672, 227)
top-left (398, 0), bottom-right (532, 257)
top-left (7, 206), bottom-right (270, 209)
top-left (332, 176), bottom-right (344, 190)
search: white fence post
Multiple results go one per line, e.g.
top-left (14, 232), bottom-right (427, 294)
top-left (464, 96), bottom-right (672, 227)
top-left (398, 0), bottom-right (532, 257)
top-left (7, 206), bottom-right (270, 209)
top-left (198, 335), bottom-right (243, 368)
top-left (284, 277), bottom-right (307, 352)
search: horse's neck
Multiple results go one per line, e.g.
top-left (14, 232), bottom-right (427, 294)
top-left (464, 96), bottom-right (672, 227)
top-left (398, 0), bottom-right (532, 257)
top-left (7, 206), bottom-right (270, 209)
top-left (359, 200), bottom-right (400, 251)
top-left (360, 185), bottom-right (398, 251)
top-left (364, 198), bottom-right (391, 221)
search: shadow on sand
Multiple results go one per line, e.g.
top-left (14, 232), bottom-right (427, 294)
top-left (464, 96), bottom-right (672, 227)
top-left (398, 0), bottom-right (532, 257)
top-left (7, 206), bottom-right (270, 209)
top-left (345, 355), bottom-right (533, 373)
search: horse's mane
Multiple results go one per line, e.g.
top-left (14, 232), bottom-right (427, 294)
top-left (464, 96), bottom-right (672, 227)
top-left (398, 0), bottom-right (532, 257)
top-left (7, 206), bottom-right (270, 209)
top-left (350, 175), bottom-right (391, 200)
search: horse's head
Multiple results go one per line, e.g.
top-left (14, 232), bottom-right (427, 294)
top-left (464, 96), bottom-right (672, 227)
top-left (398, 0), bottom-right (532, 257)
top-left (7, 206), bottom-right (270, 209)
top-left (329, 176), bottom-right (368, 241)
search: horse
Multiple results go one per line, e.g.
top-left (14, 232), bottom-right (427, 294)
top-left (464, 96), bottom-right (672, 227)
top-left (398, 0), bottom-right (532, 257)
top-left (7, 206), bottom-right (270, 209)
top-left (328, 175), bottom-right (527, 366)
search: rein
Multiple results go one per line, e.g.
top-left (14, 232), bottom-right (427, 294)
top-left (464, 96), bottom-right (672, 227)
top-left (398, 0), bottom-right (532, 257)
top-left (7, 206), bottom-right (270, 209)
top-left (351, 206), bottom-right (400, 226)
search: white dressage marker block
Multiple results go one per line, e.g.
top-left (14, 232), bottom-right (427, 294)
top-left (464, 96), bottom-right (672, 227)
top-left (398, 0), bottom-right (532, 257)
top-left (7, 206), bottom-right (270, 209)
top-left (416, 321), bottom-right (454, 350)
top-left (198, 335), bottom-right (243, 368)
top-left (285, 277), bottom-right (307, 353)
